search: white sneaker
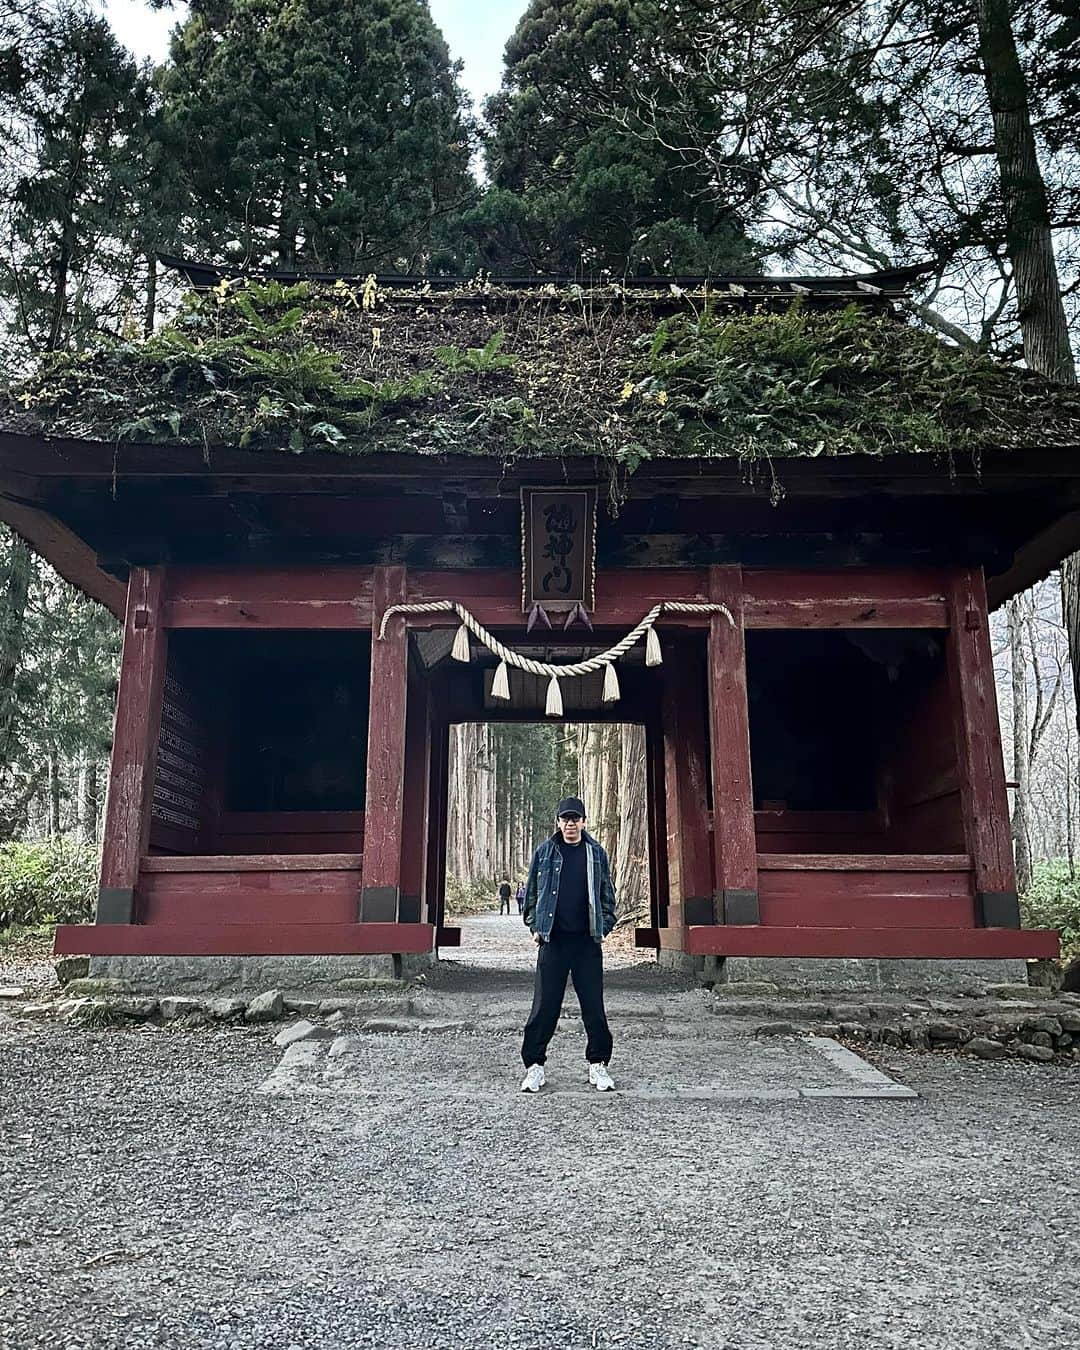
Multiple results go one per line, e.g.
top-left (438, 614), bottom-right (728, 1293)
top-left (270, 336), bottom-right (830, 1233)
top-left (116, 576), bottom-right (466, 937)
top-left (589, 1063), bottom-right (615, 1092)
top-left (521, 1064), bottom-right (545, 1093)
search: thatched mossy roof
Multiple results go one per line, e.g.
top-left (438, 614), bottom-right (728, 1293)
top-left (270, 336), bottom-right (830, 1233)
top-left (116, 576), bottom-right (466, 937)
top-left (7, 276), bottom-right (1080, 466)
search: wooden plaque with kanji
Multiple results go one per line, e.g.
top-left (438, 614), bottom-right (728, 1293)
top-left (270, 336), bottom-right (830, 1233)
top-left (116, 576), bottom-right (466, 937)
top-left (521, 487), bottom-right (597, 612)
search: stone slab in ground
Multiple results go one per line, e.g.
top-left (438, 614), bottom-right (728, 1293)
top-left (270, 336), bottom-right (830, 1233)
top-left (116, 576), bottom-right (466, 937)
top-left (260, 1022), bottom-right (917, 1103)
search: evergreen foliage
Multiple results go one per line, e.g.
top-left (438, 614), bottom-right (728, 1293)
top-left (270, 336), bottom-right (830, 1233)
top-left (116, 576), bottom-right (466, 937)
top-left (474, 0), bottom-right (760, 275)
top-left (158, 0), bottom-right (477, 272)
top-left (0, 2), bottom-right (154, 359)
top-left (0, 528), bottom-right (118, 842)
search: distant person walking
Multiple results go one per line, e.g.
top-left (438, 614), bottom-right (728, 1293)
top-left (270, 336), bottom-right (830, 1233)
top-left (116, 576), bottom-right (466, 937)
top-left (515, 879), bottom-right (526, 915)
top-left (520, 796), bottom-right (617, 1093)
top-left (497, 877), bottom-right (512, 916)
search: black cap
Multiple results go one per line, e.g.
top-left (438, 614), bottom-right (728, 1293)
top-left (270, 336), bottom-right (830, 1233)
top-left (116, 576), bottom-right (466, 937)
top-left (556, 796), bottom-right (586, 819)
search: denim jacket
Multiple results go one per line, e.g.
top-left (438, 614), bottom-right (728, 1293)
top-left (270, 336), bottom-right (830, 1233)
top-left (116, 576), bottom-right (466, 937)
top-left (522, 831), bottom-right (617, 944)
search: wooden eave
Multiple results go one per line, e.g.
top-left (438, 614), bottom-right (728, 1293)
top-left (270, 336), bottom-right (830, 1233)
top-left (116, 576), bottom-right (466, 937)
top-left (1, 429), bottom-right (1079, 614)
top-left (159, 254), bottom-right (924, 305)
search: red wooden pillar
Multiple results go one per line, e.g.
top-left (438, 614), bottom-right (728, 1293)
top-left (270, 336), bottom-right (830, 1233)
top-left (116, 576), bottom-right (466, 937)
top-left (361, 565), bottom-right (409, 922)
top-left (644, 717), bottom-right (670, 929)
top-left (707, 565), bottom-right (759, 923)
top-left (429, 719), bottom-right (452, 938)
top-left (97, 566), bottom-right (168, 923)
top-left (945, 566), bottom-right (1019, 926)
top-left (661, 649), bottom-right (714, 928)
top-left (398, 672), bottom-right (430, 923)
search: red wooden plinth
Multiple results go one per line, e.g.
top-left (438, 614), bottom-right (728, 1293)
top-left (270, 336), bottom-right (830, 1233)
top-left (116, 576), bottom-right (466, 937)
top-left (681, 925), bottom-right (1059, 959)
top-left (54, 922), bottom-right (435, 957)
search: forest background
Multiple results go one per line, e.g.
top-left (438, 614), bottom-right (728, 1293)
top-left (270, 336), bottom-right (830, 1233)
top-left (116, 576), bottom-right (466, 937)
top-left (0, 0), bottom-right (1076, 945)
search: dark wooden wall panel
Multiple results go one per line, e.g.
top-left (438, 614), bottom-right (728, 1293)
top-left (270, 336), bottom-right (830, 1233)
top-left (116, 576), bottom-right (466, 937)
top-left (755, 809), bottom-right (889, 854)
top-left (148, 660), bottom-right (209, 855)
top-left (882, 665), bottom-right (965, 853)
top-left (213, 811), bottom-right (365, 856)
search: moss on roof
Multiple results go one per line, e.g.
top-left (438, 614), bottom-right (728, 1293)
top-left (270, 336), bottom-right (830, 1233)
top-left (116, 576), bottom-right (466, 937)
top-left (8, 277), bottom-right (1080, 468)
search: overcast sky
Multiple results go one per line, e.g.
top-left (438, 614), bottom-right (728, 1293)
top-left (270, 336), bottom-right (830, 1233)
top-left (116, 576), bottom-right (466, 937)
top-left (99, 0), bottom-right (529, 110)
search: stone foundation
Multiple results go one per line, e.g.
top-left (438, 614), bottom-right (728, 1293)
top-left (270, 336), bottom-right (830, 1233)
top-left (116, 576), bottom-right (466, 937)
top-left (660, 949), bottom-right (1030, 994)
top-left (656, 949), bottom-right (707, 978)
top-left (718, 955), bottom-right (1029, 994)
top-left (88, 951), bottom-right (434, 994)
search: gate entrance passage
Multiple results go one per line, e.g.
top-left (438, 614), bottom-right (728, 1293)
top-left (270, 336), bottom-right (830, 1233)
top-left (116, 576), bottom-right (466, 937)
top-left (52, 562), bottom-right (1056, 968)
top-left (439, 718), bottom-right (650, 969)
top-left (410, 630), bottom-right (666, 948)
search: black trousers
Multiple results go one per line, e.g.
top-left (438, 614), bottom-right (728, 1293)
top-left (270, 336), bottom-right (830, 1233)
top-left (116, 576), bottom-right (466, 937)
top-left (521, 932), bottom-right (613, 1067)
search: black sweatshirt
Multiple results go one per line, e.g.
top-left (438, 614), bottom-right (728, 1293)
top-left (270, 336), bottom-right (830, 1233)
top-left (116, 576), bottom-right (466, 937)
top-left (552, 837), bottom-right (589, 934)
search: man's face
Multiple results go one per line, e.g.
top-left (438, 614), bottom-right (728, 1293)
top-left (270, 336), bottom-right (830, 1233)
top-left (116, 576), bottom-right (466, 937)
top-left (557, 812), bottom-right (584, 844)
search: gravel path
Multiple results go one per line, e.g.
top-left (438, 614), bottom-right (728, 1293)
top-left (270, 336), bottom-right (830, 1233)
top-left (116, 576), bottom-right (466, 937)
top-left (0, 929), bottom-right (57, 998)
top-left (4, 957), bottom-right (1080, 1350)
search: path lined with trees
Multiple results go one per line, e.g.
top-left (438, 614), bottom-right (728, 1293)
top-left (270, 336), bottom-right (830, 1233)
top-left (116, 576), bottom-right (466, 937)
top-left (445, 723), bottom-right (648, 926)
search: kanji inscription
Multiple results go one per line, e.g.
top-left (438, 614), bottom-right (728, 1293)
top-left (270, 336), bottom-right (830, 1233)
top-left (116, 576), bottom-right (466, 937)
top-left (522, 487), bottom-right (596, 611)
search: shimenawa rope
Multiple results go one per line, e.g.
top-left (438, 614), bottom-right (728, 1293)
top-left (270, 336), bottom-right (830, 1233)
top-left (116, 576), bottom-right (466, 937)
top-left (377, 599), bottom-right (734, 715)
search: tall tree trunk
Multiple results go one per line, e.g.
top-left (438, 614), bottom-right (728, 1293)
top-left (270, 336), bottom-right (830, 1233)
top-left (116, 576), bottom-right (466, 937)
top-left (76, 754), bottom-right (87, 839)
top-left (144, 251), bottom-right (158, 337)
top-left (615, 724), bottom-right (648, 921)
top-left (1008, 597), bottom-right (1033, 893)
top-left (1063, 558), bottom-right (1080, 736)
top-left (0, 532), bottom-right (32, 768)
top-left (976, 0), bottom-right (1076, 384)
top-left (976, 0), bottom-right (1080, 766)
top-left (47, 751), bottom-right (61, 837)
top-left (83, 758), bottom-right (99, 842)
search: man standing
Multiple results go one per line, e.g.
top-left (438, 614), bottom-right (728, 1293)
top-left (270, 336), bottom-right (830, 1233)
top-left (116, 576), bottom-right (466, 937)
top-left (520, 796), bottom-right (617, 1093)
top-left (497, 877), bottom-right (512, 916)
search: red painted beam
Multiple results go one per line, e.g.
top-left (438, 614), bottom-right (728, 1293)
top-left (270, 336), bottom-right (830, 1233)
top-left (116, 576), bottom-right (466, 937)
top-left (54, 922), bottom-right (435, 956)
top-left (683, 925), bottom-right (1059, 959)
top-left (744, 599), bottom-right (947, 628)
top-left (139, 894), bottom-right (360, 925)
top-left (142, 853), bottom-right (363, 872)
top-left (757, 853), bottom-right (971, 871)
top-left (436, 926), bottom-right (462, 947)
top-left (742, 568), bottom-right (948, 628)
top-left (163, 566), bottom-right (375, 630)
top-left (743, 568), bottom-right (948, 602)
